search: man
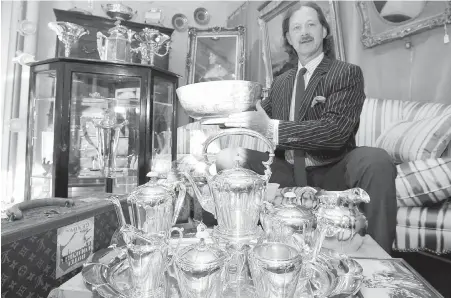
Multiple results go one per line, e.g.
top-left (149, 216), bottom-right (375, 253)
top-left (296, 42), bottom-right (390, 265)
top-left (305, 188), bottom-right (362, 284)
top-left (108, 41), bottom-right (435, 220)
top-left (219, 2), bottom-right (397, 253)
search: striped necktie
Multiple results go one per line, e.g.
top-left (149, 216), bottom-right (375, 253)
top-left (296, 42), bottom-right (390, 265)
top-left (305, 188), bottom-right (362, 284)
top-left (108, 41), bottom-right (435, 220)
top-left (294, 68), bottom-right (308, 186)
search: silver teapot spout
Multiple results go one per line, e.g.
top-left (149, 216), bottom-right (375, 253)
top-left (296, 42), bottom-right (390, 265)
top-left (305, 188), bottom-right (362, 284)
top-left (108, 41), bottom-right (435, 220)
top-left (182, 170), bottom-right (217, 217)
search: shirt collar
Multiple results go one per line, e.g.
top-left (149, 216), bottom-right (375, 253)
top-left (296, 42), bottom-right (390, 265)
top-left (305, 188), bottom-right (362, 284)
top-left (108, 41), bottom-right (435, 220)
top-left (298, 52), bottom-right (324, 75)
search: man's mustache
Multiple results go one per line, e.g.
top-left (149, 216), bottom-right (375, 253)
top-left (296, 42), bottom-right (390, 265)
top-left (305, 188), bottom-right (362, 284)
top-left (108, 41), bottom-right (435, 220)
top-left (300, 35), bottom-right (314, 43)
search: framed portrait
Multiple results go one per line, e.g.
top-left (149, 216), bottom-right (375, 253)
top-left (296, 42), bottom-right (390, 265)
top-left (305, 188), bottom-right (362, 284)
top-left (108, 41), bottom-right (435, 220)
top-left (357, 1), bottom-right (451, 48)
top-left (185, 26), bottom-right (246, 85)
top-left (258, 0), bottom-right (345, 91)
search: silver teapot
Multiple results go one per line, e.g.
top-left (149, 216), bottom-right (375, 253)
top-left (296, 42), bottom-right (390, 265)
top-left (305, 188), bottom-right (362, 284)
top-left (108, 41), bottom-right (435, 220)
top-left (183, 129), bottom-right (275, 239)
top-left (97, 21), bottom-right (135, 62)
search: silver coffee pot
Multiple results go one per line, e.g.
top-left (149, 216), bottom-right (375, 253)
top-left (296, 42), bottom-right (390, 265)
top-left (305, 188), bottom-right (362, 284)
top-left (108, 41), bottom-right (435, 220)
top-left (97, 21), bottom-right (135, 62)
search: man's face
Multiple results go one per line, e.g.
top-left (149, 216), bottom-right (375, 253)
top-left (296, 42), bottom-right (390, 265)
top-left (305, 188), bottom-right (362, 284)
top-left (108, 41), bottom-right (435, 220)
top-left (286, 6), bottom-right (327, 62)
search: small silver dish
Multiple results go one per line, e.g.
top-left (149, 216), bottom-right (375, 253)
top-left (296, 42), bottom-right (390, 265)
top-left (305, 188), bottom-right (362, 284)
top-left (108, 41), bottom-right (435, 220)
top-left (101, 3), bottom-right (136, 21)
top-left (194, 7), bottom-right (210, 25)
top-left (172, 13), bottom-right (188, 32)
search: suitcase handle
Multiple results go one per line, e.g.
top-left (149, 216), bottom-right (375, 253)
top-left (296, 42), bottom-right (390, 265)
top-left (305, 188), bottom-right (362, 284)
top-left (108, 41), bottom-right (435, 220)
top-left (6, 198), bottom-right (75, 221)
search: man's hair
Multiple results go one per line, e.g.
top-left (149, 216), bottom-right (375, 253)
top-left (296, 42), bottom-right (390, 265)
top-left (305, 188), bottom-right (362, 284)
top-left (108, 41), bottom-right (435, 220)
top-left (282, 2), bottom-right (335, 63)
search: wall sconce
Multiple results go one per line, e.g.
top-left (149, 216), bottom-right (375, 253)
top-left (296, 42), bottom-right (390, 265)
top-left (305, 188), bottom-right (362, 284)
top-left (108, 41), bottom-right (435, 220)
top-left (12, 51), bottom-right (36, 66)
top-left (17, 20), bottom-right (37, 36)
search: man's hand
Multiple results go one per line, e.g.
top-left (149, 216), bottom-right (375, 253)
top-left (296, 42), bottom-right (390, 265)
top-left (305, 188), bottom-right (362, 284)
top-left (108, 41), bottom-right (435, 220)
top-left (224, 100), bottom-right (271, 136)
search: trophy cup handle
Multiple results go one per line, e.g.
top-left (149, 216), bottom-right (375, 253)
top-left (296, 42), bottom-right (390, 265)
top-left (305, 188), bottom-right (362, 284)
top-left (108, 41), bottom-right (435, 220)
top-left (81, 117), bottom-right (99, 152)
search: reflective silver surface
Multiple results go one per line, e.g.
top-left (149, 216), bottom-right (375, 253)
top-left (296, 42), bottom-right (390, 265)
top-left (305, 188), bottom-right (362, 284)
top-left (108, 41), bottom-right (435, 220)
top-left (176, 80), bottom-right (262, 119)
top-left (48, 21), bottom-right (89, 57)
top-left (101, 3), bottom-right (136, 21)
top-left (133, 28), bottom-right (171, 66)
top-left (184, 128), bottom-right (275, 239)
top-left (97, 22), bottom-right (135, 62)
top-left (81, 109), bottom-right (128, 178)
top-left (249, 242), bottom-right (303, 298)
top-left (82, 243), bottom-right (364, 298)
top-left (173, 238), bottom-right (228, 298)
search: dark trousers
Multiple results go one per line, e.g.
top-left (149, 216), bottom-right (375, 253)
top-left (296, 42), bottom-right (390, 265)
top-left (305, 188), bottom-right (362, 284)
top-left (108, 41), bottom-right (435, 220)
top-left (215, 146), bottom-right (398, 253)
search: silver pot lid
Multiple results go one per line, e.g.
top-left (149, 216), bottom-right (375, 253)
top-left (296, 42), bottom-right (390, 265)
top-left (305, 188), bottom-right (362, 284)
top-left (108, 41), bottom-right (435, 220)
top-left (175, 238), bottom-right (227, 273)
top-left (131, 172), bottom-right (175, 204)
top-left (213, 160), bottom-right (265, 190)
top-left (272, 192), bottom-right (314, 227)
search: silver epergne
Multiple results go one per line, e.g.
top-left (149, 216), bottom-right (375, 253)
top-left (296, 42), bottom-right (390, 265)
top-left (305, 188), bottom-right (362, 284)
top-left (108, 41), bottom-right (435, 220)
top-left (48, 21), bottom-right (89, 57)
top-left (133, 28), bottom-right (171, 66)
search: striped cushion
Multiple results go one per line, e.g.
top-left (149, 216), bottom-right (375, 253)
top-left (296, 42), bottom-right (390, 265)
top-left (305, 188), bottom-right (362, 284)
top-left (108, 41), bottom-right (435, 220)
top-left (396, 158), bottom-right (451, 207)
top-left (356, 98), bottom-right (404, 147)
top-left (394, 202), bottom-right (451, 254)
top-left (402, 100), bottom-right (451, 121)
top-left (375, 114), bottom-right (451, 163)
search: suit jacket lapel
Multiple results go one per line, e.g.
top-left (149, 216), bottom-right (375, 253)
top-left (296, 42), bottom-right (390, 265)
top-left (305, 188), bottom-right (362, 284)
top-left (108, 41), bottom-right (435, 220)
top-left (297, 56), bottom-right (332, 121)
top-left (281, 68), bottom-right (297, 120)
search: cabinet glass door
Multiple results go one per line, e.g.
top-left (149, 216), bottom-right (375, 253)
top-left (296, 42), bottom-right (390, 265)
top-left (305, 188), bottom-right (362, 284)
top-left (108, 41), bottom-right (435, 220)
top-left (28, 71), bottom-right (57, 199)
top-left (69, 72), bottom-right (141, 197)
top-left (151, 76), bottom-right (174, 174)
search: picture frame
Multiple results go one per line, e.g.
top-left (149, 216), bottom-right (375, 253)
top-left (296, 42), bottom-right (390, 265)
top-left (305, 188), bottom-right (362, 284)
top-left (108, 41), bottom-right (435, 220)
top-left (185, 26), bottom-right (246, 85)
top-left (258, 1), bottom-right (345, 92)
top-left (357, 1), bottom-right (451, 48)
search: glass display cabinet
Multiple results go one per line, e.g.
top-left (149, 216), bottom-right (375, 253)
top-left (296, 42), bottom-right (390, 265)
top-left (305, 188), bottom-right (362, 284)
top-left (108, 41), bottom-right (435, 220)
top-left (25, 58), bottom-right (179, 200)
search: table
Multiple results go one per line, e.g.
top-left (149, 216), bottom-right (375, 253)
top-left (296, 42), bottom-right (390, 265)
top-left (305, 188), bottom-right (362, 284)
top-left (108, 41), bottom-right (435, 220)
top-left (48, 235), bottom-right (390, 298)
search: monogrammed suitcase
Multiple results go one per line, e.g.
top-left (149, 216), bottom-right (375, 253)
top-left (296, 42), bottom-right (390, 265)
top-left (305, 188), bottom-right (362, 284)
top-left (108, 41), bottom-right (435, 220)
top-left (1, 194), bottom-right (125, 298)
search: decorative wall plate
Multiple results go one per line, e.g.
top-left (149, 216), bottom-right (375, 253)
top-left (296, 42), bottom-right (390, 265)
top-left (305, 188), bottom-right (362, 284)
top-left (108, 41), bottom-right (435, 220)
top-left (194, 7), bottom-right (210, 25)
top-left (171, 13), bottom-right (188, 32)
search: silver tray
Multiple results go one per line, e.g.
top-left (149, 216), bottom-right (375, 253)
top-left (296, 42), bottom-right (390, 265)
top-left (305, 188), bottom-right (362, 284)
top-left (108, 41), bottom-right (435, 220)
top-left (82, 244), bottom-right (363, 298)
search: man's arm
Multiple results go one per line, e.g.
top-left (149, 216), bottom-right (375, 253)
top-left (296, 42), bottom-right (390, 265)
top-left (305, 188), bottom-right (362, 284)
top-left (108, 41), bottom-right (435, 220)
top-left (277, 64), bottom-right (365, 151)
top-left (261, 87), bottom-right (273, 118)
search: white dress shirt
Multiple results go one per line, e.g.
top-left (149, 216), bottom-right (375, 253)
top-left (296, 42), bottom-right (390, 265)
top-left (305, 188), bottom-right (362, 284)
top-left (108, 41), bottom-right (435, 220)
top-left (272, 52), bottom-right (324, 164)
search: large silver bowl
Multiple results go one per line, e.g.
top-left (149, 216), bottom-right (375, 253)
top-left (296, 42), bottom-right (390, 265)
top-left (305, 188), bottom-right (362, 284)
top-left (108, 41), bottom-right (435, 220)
top-left (176, 80), bottom-right (263, 120)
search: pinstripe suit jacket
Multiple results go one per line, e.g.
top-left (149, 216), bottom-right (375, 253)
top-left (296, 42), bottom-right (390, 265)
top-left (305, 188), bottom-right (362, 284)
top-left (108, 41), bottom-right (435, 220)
top-left (262, 56), bottom-right (366, 164)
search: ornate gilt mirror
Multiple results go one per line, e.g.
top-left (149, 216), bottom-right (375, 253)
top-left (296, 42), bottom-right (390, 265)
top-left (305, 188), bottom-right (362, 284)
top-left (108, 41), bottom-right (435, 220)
top-left (357, 1), bottom-right (451, 48)
top-left (185, 26), bottom-right (246, 85)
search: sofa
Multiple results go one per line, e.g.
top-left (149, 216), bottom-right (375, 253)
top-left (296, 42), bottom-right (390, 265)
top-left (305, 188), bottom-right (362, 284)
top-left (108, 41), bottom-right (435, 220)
top-left (176, 98), bottom-right (451, 255)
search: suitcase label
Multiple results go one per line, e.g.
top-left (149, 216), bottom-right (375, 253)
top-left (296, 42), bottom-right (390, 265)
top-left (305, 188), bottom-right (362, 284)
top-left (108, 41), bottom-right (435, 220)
top-left (56, 217), bottom-right (95, 278)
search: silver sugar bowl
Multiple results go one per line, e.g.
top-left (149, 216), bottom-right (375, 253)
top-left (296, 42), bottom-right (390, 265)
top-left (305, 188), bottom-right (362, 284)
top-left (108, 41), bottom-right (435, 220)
top-left (172, 238), bottom-right (228, 298)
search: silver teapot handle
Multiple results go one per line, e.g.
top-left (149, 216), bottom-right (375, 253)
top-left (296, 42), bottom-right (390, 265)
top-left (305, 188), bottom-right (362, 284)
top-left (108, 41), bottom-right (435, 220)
top-left (201, 128), bottom-right (276, 182)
